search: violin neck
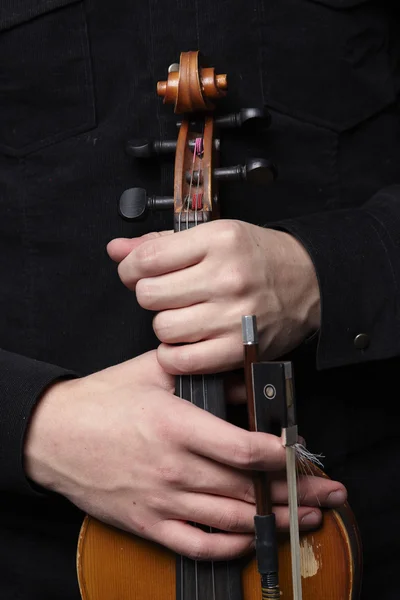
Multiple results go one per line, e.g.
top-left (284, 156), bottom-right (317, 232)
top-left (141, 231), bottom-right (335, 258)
top-left (175, 374), bottom-right (226, 419)
top-left (175, 373), bottom-right (244, 600)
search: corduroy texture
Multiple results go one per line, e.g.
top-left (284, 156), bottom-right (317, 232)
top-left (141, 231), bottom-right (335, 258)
top-left (1, 0), bottom-right (400, 598)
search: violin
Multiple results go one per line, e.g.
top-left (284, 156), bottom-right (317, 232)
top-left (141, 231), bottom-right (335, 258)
top-left (76, 51), bottom-right (363, 600)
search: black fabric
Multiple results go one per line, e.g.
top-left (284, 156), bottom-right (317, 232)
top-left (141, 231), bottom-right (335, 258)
top-left (0, 0), bottom-right (96, 156)
top-left (273, 186), bottom-right (400, 370)
top-left (0, 350), bottom-right (75, 495)
top-left (0, 0), bottom-right (399, 598)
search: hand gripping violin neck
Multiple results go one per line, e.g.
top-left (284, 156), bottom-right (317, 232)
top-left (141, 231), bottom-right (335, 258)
top-left (76, 51), bottom-right (362, 600)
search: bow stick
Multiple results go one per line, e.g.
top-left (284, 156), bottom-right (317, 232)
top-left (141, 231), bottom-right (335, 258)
top-left (242, 315), bottom-right (302, 600)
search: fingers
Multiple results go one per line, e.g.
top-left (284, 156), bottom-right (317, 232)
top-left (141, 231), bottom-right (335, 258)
top-left (150, 520), bottom-right (254, 561)
top-left (107, 238), bottom-right (140, 262)
top-left (167, 492), bottom-right (323, 534)
top-left (270, 475), bottom-right (347, 508)
top-left (156, 453), bottom-right (256, 504)
top-left (117, 228), bottom-right (209, 289)
top-left (157, 336), bottom-right (243, 375)
top-left (152, 303), bottom-right (224, 344)
top-left (156, 393), bottom-right (286, 471)
top-left (168, 402), bottom-right (287, 471)
top-left (112, 350), bottom-right (175, 392)
top-left (148, 502), bottom-right (323, 561)
top-left (137, 266), bottom-right (210, 312)
top-left (107, 231), bottom-right (174, 263)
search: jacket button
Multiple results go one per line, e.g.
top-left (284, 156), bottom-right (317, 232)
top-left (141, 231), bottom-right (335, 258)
top-left (354, 333), bottom-right (370, 349)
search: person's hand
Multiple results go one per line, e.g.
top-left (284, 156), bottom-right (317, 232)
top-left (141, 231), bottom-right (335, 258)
top-left (24, 351), bottom-right (344, 561)
top-left (107, 220), bottom-right (321, 374)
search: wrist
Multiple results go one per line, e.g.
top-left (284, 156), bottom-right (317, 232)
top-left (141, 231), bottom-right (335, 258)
top-left (24, 378), bottom-right (78, 491)
top-left (277, 230), bottom-right (321, 336)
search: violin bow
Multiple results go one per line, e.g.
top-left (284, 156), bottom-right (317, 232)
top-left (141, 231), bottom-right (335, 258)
top-left (242, 314), bottom-right (302, 600)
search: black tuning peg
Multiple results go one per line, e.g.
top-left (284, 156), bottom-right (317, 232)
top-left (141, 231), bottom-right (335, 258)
top-left (215, 108), bottom-right (272, 131)
top-left (214, 158), bottom-right (277, 185)
top-left (125, 138), bottom-right (177, 158)
top-left (119, 188), bottom-right (174, 220)
top-left (176, 108), bottom-right (271, 132)
top-left (126, 138), bottom-right (219, 158)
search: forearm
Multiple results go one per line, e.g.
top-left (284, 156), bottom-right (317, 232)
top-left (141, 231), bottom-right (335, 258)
top-left (271, 184), bottom-right (400, 369)
top-left (0, 348), bottom-right (76, 495)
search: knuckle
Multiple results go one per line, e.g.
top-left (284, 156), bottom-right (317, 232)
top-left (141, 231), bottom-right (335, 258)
top-left (155, 414), bottom-right (179, 442)
top-left (216, 220), bottom-right (244, 248)
top-left (233, 436), bottom-right (261, 468)
top-left (135, 240), bottom-right (160, 267)
top-left (173, 346), bottom-right (196, 374)
top-left (221, 265), bottom-right (248, 295)
top-left (232, 438), bottom-right (253, 467)
top-left (157, 463), bottom-right (185, 486)
top-left (146, 492), bottom-right (169, 513)
top-left (242, 482), bottom-right (255, 504)
top-left (126, 512), bottom-right (148, 535)
top-left (135, 279), bottom-right (155, 308)
top-left (186, 539), bottom-right (211, 562)
top-left (218, 510), bottom-right (242, 532)
top-left (117, 261), bottom-right (132, 288)
top-left (153, 314), bottom-right (174, 343)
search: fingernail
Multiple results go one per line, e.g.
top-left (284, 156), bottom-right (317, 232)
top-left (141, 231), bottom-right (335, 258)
top-left (327, 490), bottom-right (346, 506)
top-left (300, 511), bottom-right (320, 526)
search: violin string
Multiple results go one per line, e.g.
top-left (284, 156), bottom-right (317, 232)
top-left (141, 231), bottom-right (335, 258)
top-left (179, 375), bottom-right (184, 600)
top-left (196, 126), bottom-right (217, 600)
top-left (178, 124), bottom-right (217, 600)
top-left (202, 373), bottom-right (217, 600)
top-left (186, 138), bottom-right (199, 597)
top-left (192, 128), bottom-right (217, 600)
top-left (189, 373), bottom-right (200, 600)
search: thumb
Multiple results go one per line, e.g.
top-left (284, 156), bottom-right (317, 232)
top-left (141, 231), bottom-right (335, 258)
top-left (107, 231), bottom-right (174, 263)
top-left (126, 350), bottom-right (176, 392)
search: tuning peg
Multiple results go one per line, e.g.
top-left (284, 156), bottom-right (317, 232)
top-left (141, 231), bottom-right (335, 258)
top-left (214, 158), bottom-right (277, 184)
top-left (176, 108), bottom-right (271, 132)
top-left (125, 138), bottom-right (177, 158)
top-left (214, 108), bottom-right (271, 131)
top-left (119, 188), bottom-right (174, 220)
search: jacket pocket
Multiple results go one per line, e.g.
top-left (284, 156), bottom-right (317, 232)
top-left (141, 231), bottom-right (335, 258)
top-left (259, 0), bottom-right (395, 132)
top-left (0, 0), bottom-right (96, 157)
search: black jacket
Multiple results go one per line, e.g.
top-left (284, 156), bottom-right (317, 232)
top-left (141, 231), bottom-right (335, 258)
top-left (0, 0), bottom-right (399, 598)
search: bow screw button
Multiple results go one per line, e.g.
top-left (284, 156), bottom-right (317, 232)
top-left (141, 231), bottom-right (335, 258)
top-left (354, 333), bottom-right (370, 350)
top-left (119, 188), bottom-right (174, 220)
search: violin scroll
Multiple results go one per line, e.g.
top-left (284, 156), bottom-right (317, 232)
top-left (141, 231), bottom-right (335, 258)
top-left (157, 50), bottom-right (227, 113)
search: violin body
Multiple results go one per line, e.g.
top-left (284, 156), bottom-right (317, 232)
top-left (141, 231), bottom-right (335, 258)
top-left (77, 496), bottom-right (362, 599)
top-left (76, 51), bottom-right (363, 599)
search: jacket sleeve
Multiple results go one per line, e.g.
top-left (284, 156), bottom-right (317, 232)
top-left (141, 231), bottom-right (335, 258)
top-left (270, 184), bottom-right (400, 370)
top-left (0, 348), bottom-right (76, 495)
